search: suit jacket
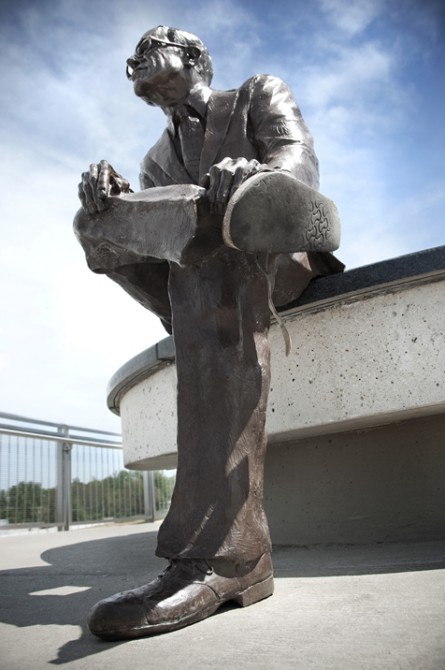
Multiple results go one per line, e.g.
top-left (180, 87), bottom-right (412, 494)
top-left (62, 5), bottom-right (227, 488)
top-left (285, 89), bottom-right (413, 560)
top-left (139, 74), bottom-right (343, 307)
top-left (140, 74), bottom-right (319, 191)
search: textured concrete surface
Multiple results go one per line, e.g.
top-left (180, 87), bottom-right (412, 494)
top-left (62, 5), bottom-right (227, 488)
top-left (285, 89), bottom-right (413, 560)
top-left (265, 413), bottom-right (445, 545)
top-left (267, 275), bottom-right (445, 440)
top-left (1, 522), bottom-right (445, 669)
top-left (114, 270), bottom-right (445, 471)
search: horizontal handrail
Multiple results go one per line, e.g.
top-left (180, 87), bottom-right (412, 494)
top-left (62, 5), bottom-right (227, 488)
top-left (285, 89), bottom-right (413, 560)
top-left (0, 411), bottom-right (175, 531)
top-left (0, 411), bottom-right (121, 437)
top-left (0, 427), bottom-right (122, 449)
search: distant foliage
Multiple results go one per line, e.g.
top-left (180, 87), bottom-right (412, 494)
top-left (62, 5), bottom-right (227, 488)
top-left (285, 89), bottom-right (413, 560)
top-left (0, 470), bottom-right (175, 525)
top-left (71, 470), bottom-right (144, 522)
top-left (0, 481), bottom-right (56, 524)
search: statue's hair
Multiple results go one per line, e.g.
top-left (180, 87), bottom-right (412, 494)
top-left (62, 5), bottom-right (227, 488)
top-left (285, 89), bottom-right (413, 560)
top-left (155, 25), bottom-right (214, 85)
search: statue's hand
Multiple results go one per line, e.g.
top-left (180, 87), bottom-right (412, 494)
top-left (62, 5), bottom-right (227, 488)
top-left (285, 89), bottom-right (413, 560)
top-left (78, 160), bottom-right (132, 214)
top-left (201, 158), bottom-right (269, 215)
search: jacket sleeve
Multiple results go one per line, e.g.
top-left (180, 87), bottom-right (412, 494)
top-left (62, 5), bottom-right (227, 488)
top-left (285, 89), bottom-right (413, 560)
top-left (247, 75), bottom-right (319, 190)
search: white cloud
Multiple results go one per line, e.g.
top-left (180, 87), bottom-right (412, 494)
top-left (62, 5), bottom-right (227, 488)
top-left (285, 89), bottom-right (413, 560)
top-left (300, 42), bottom-right (396, 110)
top-left (319, 0), bottom-right (385, 36)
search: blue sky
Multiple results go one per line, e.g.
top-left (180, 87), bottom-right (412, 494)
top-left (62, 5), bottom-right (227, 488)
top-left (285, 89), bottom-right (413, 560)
top-left (0, 0), bottom-right (444, 431)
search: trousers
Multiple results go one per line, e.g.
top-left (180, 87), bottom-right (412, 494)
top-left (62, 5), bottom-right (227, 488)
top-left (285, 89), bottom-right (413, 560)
top-left (156, 247), bottom-right (273, 562)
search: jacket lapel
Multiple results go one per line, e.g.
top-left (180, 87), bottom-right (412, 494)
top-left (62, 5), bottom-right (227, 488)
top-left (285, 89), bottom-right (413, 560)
top-left (147, 129), bottom-right (194, 185)
top-left (200, 89), bottom-right (239, 177)
top-left (144, 89), bottom-right (240, 185)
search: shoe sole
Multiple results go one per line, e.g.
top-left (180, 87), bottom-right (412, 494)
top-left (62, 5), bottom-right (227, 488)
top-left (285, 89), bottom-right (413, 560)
top-left (223, 171), bottom-right (340, 254)
top-left (233, 573), bottom-right (274, 607)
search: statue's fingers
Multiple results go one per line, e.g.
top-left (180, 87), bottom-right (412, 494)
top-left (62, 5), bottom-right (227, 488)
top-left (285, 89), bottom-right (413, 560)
top-left (89, 162), bottom-right (99, 182)
top-left (214, 169), bottom-right (235, 214)
top-left (88, 163), bottom-right (99, 202)
top-left (205, 164), bottom-right (221, 203)
top-left (78, 181), bottom-right (87, 210)
top-left (111, 176), bottom-right (131, 195)
top-left (97, 160), bottom-right (111, 199)
top-left (228, 165), bottom-right (246, 200)
top-left (206, 161), bottom-right (233, 201)
top-left (99, 159), bottom-right (112, 170)
top-left (200, 172), bottom-right (211, 189)
top-left (217, 156), bottom-right (234, 168)
top-left (246, 158), bottom-right (261, 170)
top-left (81, 172), bottom-right (98, 214)
top-left (228, 160), bottom-right (269, 202)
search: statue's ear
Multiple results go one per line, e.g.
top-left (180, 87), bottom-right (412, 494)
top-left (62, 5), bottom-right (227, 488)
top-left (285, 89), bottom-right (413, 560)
top-left (185, 46), bottom-right (201, 65)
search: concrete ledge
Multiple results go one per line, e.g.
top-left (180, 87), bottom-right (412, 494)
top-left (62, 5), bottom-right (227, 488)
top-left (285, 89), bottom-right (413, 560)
top-left (267, 269), bottom-right (445, 442)
top-left (107, 338), bottom-right (175, 416)
top-left (108, 245), bottom-right (445, 465)
top-left (284, 244), bottom-right (445, 309)
top-left (108, 245), bottom-right (445, 416)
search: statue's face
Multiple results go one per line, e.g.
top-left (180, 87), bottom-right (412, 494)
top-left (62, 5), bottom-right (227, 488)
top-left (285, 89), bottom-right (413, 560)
top-left (126, 27), bottom-right (200, 107)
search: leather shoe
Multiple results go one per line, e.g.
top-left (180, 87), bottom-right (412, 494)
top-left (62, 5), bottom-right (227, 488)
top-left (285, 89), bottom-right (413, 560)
top-left (88, 553), bottom-right (273, 640)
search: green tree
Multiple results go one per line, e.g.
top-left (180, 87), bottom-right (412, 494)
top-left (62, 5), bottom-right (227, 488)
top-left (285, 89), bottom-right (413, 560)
top-left (5, 481), bottom-right (55, 524)
top-left (1, 469), bottom-right (174, 526)
top-left (0, 489), bottom-right (8, 521)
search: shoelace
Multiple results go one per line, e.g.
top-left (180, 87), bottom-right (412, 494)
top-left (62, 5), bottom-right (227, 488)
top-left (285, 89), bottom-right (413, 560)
top-left (255, 254), bottom-right (292, 356)
top-left (160, 559), bottom-right (214, 578)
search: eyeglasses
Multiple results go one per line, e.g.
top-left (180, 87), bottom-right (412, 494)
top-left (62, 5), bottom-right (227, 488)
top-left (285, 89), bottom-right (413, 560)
top-left (126, 36), bottom-right (201, 79)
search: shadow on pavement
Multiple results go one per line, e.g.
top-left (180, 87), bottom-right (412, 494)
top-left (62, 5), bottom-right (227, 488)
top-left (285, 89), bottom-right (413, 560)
top-left (0, 530), bottom-right (162, 664)
top-left (1, 528), bottom-right (445, 664)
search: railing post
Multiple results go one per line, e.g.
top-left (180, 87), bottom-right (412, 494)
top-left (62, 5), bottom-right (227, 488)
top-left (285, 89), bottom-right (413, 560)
top-left (56, 425), bottom-right (72, 531)
top-left (143, 471), bottom-right (156, 522)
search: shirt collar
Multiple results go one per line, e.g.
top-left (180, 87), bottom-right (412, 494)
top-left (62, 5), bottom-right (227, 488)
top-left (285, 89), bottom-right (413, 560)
top-left (185, 85), bottom-right (212, 119)
top-left (170, 84), bottom-right (212, 125)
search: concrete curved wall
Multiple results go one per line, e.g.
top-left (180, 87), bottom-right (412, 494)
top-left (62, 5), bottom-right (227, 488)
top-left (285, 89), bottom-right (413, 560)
top-left (108, 246), bottom-right (445, 470)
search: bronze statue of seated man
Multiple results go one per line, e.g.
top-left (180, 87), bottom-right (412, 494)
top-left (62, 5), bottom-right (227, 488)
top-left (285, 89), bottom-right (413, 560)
top-left (75, 25), bottom-right (342, 640)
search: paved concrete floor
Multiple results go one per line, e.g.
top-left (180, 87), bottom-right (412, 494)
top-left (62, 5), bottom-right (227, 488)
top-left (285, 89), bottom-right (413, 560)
top-left (1, 522), bottom-right (445, 670)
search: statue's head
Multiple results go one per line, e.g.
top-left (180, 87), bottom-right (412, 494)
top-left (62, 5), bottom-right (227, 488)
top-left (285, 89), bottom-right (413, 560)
top-left (126, 26), bottom-right (213, 108)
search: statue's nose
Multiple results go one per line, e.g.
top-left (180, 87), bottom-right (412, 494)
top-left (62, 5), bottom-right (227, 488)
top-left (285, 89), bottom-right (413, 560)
top-left (126, 57), bottom-right (139, 79)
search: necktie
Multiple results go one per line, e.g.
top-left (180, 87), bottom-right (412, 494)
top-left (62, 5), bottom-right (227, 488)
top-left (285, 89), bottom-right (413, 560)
top-left (176, 105), bottom-right (205, 183)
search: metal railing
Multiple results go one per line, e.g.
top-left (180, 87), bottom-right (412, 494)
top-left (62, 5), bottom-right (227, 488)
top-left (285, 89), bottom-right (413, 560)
top-left (0, 412), bottom-right (175, 532)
